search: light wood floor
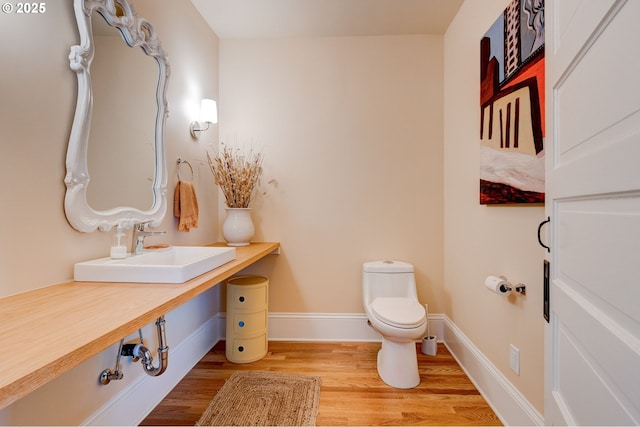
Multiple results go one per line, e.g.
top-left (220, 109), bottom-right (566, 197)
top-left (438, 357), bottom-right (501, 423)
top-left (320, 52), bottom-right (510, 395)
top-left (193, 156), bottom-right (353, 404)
top-left (140, 341), bottom-right (502, 426)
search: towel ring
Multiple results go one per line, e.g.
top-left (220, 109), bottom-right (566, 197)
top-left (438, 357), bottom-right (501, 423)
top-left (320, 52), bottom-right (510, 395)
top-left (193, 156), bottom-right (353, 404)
top-left (177, 159), bottom-right (194, 182)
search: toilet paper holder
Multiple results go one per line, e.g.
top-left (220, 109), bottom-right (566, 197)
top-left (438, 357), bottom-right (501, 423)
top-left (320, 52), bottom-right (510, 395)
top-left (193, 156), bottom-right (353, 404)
top-left (514, 284), bottom-right (526, 295)
top-left (499, 275), bottom-right (526, 295)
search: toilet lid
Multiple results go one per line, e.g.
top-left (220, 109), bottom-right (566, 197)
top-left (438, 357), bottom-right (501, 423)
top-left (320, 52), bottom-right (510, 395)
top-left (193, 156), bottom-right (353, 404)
top-left (371, 297), bottom-right (425, 328)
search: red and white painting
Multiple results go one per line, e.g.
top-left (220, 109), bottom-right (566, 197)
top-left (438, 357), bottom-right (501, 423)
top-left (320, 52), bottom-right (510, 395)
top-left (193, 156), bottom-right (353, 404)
top-left (480, 0), bottom-right (545, 204)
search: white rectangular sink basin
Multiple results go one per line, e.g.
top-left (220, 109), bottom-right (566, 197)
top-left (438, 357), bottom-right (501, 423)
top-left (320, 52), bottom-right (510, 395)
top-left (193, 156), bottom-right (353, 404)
top-left (74, 246), bottom-right (236, 284)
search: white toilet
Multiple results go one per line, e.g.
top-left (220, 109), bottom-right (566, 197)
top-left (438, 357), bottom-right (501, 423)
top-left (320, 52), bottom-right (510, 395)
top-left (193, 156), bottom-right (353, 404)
top-left (362, 260), bottom-right (427, 389)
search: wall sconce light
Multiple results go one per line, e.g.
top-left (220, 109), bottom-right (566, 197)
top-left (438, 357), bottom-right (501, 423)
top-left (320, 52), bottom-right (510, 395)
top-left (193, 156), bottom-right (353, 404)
top-left (190, 98), bottom-right (218, 139)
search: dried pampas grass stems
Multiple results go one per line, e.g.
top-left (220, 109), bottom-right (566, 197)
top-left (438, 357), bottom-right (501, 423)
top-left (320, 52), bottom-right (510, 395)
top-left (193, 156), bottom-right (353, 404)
top-left (207, 145), bottom-right (263, 209)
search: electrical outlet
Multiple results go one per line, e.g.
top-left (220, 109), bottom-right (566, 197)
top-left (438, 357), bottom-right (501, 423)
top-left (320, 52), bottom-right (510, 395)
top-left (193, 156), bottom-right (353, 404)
top-left (510, 344), bottom-right (520, 375)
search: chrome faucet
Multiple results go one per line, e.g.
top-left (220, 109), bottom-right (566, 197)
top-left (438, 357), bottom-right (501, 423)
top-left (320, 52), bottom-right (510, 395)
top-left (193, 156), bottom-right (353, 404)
top-left (132, 222), bottom-right (166, 255)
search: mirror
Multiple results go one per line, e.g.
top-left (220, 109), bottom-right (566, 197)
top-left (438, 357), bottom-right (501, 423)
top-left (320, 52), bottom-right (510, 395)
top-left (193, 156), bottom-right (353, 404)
top-left (65, 0), bottom-right (170, 232)
top-left (87, 12), bottom-right (157, 212)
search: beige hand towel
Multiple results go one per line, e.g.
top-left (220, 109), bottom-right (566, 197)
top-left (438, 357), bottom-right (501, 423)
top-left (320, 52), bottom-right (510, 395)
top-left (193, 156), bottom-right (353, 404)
top-left (174, 181), bottom-right (199, 232)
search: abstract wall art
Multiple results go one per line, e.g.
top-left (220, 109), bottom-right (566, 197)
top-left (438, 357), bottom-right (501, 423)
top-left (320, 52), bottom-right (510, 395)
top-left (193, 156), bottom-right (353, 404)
top-left (480, 0), bottom-right (545, 204)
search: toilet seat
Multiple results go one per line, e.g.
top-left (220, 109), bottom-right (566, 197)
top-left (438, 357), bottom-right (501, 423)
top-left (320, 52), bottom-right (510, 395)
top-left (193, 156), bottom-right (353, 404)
top-left (371, 297), bottom-right (425, 329)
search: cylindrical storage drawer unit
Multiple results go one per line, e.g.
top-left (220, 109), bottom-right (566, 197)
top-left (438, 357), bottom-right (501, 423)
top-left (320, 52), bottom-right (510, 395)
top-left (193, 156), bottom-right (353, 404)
top-left (226, 275), bottom-right (268, 363)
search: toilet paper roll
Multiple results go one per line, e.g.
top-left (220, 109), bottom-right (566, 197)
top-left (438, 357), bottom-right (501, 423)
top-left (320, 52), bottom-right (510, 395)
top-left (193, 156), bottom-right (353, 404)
top-left (485, 276), bottom-right (512, 295)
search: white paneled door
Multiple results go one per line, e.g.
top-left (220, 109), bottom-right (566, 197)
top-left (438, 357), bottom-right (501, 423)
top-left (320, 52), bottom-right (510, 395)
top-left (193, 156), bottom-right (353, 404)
top-left (545, 0), bottom-right (640, 425)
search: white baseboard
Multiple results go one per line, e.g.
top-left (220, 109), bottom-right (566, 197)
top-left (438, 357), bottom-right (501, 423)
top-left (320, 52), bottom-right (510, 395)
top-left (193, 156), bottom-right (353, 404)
top-left (221, 312), bottom-right (445, 342)
top-left (82, 314), bottom-right (222, 426)
top-left (442, 315), bottom-right (544, 426)
top-left (269, 312), bottom-right (381, 341)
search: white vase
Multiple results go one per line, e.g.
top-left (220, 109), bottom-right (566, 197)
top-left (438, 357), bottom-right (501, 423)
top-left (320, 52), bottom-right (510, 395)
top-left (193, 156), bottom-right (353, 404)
top-left (222, 208), bottom-right (255, 246)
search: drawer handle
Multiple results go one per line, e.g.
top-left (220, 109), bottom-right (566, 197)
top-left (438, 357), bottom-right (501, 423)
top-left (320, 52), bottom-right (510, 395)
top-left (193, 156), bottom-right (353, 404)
top-left (238, 346), bottom-right (244, 352)
top-left (238, 321), bottom-right (245, 327)
top-left (239, 296), bottom-right (245, 302)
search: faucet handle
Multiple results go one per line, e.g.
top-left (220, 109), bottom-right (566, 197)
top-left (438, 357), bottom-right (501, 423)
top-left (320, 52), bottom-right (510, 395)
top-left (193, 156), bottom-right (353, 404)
top-left (134, 221), bottom-right (153, 231)
top-left (132, 222), bottom-right (165, 255)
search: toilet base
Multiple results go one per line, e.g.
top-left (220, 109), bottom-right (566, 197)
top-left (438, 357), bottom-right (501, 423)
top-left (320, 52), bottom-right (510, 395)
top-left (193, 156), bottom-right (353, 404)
top-left (377, 339), bottom-right (420, 389)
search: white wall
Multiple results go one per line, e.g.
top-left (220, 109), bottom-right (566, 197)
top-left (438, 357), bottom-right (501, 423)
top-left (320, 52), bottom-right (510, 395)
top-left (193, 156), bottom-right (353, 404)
top-left (219, 35), bottom-right (445, 314)
top-left (443, 0), bottom-right (545, 412)
top-left (0, 0), bottom-right (223, 424)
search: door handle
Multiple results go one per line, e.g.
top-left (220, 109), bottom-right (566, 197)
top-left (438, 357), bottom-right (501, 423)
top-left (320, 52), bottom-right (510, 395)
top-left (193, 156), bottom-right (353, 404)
top-left (538, 216), bottom-right (550, 252)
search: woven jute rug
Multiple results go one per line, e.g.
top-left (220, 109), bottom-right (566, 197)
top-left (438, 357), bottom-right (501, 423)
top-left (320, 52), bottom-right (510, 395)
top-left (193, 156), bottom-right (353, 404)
top-left (196, 371), bottom-right (322, 426)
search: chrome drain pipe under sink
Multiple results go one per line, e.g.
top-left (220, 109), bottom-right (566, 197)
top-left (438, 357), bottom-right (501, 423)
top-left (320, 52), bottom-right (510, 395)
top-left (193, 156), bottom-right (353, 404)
top-left (100, 316), bottom-right (169, 385)
top-left (136, 316), bottom-right (168, 377)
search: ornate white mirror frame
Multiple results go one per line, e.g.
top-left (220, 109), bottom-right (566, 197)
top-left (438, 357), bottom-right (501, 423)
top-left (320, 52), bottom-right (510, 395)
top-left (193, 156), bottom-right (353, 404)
top-left (65, 0), bottom-right (170, 232)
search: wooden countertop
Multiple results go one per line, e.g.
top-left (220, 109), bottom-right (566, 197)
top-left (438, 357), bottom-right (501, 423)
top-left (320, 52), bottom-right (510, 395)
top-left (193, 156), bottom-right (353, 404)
top-left (0, 242), bottom-right (279, 409)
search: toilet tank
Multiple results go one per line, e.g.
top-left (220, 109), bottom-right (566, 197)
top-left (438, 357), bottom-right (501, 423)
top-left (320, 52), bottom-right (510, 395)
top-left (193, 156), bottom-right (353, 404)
top-left (362, 261), bottom-right (418, 306)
